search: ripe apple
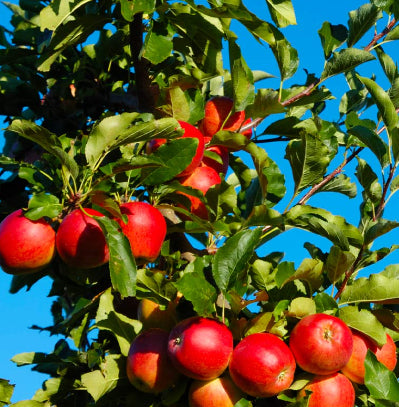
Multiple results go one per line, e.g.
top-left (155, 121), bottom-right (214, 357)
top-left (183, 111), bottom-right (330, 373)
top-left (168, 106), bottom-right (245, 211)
top-left (0, 209), bottom-right (56, 274)
top-left (188, 376), bottom-right (243, 407)
top-left (200, 96), bottom-right (245, 141)
top-left (229, 332), bottom-right (296, 398)
top-left (147, 120), bottom-right (205, 178)
top-left (126, 328), bottom-right (180, 393)
top-left (167, 316), bottom-right (233, 380)
top-left (289, 313), bottom-right (353, 375)
top-left (341, 331), bottom-right (397, 384)
top-left (117, 201), bottom-right (167, 264)
top-left (201, 145), bottom-right (229, 176)
top-left (178, 166), bottom-right (221, 220)
top-left (56, 208), bottom-right (109, 269)
top-left (137, 298), bottom-right (178, 332)
top-left (298, 372), bottom-right (355, 407)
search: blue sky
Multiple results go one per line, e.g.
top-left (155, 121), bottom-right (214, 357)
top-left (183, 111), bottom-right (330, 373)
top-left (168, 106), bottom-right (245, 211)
top-left (0, 0), bottom-right (399, 402)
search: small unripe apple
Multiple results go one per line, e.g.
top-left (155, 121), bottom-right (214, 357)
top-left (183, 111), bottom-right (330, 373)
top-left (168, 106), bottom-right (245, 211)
top-left (0, 209), bottom-right (56, 274)
top-left (168, 316), bottom-right (233, 380)
top-left (117, 201), bottom-right (167, 264)
top-left (341, 331), bottom-right (397, 384)
top-left (137, 298), bottom-right (178, 332)
top-left (147, 120), bottom-right (205, 178)
top-left (56, 208), bottom-right (109, 269)
top-left (178, 166), bottom-right (221, 220)
top-left (201, 145), bottom-right (229, 176)
top-left (188, 376), bottom-right (244, 407)
top-left (229, 332), bottom-right (296, 398)
top-left (298, 373), bottom-right (355, 407)
top-left (200, 96), bottom-right (245, 140)
top-left (126, 328), bottom-right (181, 393)
top-left (289, 313), bottom-right (353, 375)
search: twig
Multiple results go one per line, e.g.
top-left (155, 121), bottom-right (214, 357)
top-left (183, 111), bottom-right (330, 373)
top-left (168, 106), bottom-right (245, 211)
top-left (364, 18), bottom-right (397, 51)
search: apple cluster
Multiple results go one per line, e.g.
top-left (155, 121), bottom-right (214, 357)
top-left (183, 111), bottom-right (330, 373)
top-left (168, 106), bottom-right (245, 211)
top-left (127, 307), bottom-right (397, 407)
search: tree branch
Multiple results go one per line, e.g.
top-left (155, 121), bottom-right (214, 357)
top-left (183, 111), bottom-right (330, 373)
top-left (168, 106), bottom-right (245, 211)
top-left (365, 18), bottom-right (397, 51)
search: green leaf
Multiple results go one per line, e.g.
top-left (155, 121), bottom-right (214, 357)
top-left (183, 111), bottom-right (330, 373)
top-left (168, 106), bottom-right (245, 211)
top-left (339, 306), bottom-right (387, 346)
top-left (318, 22), bottom-right (348, 59)
top-left (228, 38), bottom-right (255, 111)
top-left (325, 245), bottom-right (356, 284)
top-left (0, 379), bottom-right (14, 407)
top-left (376, 46), bottom-right (399, 84)
top-left (212, 228), bottom-right (262, 294)
top-left (318, 174), bottom-right (357, 198)
top-left (321, 49), bottom-right (375, 81)
top-left (120, 0), bottom-right (156, 21)
top-left (339, 273), bottom-right (399, 305)
top-left (285, 205), bottom-right (363, 250)
top-left (95, 217), bottom-right (137, 298)
top-left (364, 351), bottom-right (399, 402)
top-left (95, 289), bottom-right (141, 356)
top-left (347, 3), bottom-right (382, 47)
top-left (26, 193), bottom-right (62, 220)
top-left (81, 355), bottom-right (124, 402)
top-left (285, 133), bottom-right (331, 196)
top-left (142, 20), bottom-right (173, 64)
top-left (246, 88), bottom-right (285, 118)
top-left (174, 271), bottom-right (217, 316)
top-left (266, 0), bottom-right (296, 28)
top-left (364, 218), bottom-right (399, 245)
top-left (244, 205), bottom-right (283, 227)
top-left (8, 120), bottom-right (79, 180)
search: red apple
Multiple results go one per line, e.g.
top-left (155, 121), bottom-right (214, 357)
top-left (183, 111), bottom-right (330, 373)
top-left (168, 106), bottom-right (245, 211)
top-left (298, 373), bottom-right (355, 407)
top-left (289, 313), bottom-right (353, 375)
top-left (188, 376), bottom-right (244, 407)
top-left (341, 331), bottom-right (397, 384)
top-left (0, 209), bottom-right (56, 274)
top-left (126, 328), bottom-right (180, 393)
top-left (229, 332), bottom-right (296, 398)
top-left (201, 145), bottom-right (229, 176)
top-left (167, 316), bottom-right (233, 380)
top-left (56, 208), bottom-right (109, 269)
top-left (117, 201), bottom-right (167, 264)
top-left (147, 120), bottom-right (205, 178)
top-left (137, 298), bottom-right (178, 332)
top-left (178, 166), bottom-right (221, 220)
top-left (200, 96), bottom-right (245, 140)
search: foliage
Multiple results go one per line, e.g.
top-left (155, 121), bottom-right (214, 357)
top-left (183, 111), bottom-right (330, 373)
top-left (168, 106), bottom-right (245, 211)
top-left (0, 0), bottom-right (398, 406)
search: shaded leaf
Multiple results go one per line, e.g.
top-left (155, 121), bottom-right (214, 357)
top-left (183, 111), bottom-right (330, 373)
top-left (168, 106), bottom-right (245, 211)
top-left (325, 245), bottom-right (356, 284)
top-left (318, 22), bottom-right (348, 59)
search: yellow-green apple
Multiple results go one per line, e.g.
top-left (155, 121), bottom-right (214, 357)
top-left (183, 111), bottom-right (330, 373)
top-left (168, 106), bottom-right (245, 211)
top-left (147, 120), bottom-right (205, 178)
top-left (341, 331), bottom-right (397, 384)
top-left (56, 208), bottom-right (109, 269)
top-left (167, 316), bottom-right (233, 380)
top-left (117, 201), bottom-right (166, 264)
top-left (298, 372), bottom-right (355, 407)
top-left (289, 313), bottom-right (353, 375)
top-left (229, 332), bottom-right (296, 398)
top-left (188, 375), bottom-right (243, 407)
top-left (137, 298), bottom-right (178, 332)
top-left (0, 209), bottom-right (56, 274)
top-left (201, 145), bottom-right (229, 176)
top-left (200, 96), bottom-right (245, 142)
top-left (126, 328), bottom-right (180, 393)
top-left (178, 166), bottom-right (221, 220)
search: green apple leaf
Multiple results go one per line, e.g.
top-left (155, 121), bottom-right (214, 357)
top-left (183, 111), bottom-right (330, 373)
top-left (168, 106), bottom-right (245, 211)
top-left (120, 0), bottom-right (156, 21)
top-left (318, 22), bottom-right (348, 59)
top-left (25, 193), bottom-right (62, 220)
top-left (266, 0), bottom-right (296, 28)
top-left (325, 245), bottom-right (356, 285)
top-left (212, 228), bottom-right (262, 294)
top-left (0, 379), bottom-right (14, 407)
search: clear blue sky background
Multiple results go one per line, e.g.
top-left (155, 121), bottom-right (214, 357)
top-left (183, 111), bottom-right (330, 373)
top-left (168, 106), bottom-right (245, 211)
top-left (0, 0), bottom-right (398, 402)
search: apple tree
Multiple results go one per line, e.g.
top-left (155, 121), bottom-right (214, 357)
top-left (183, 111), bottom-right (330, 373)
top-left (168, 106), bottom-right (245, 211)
top-left (0, 0), bottom-right (398, 406)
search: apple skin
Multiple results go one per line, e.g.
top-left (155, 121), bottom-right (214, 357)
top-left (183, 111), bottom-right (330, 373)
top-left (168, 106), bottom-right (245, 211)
top-left (201, 145), bottom-right (229, 176)
top-left (56, 208), bottom-right (109, 269)
top-left (0, 209), bottom-right (56, 274)
top-left (126, 328), bottom-right (181, 394)
top-left (298, 373), bottom-right (355, 407)
top-left (341, 331), bottom-right (397, 384)
top-left (229, 332), bottom-right (296, 398)
top-left (289, 313), bottom-right (353, 375)
top-left (200, 96), bottom-right (245, 140)
top-left (188, 376), bottom-right (244, 407)
top-left (137, 298), bottom-right (178, 332)
top-left (117, 201), bottom-right (167, 264)
top-left (167, 316), bottom-right (233, 380)
top-left (147, 120), bottom-right (205, 178)
top-left (178, 166), bottom-right (221, 220)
